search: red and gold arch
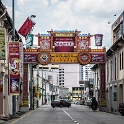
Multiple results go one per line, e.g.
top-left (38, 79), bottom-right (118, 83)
top-left (23, 29), bottom-right (106, 107)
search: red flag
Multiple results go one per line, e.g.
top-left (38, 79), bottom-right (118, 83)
top-left (18, 17), bottom-right (35, 37)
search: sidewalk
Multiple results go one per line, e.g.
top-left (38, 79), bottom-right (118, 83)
top-left (0, 110), bottom-right (27, 123)
top-left (0, 119), bottom-right (6, 123)
top-left (0, 106), bottom-right (45, 123)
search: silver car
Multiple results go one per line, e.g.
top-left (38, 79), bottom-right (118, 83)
top-left (86, 99), bottom-right (92, 106)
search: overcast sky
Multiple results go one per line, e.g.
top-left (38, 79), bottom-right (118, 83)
top-left (2, 0), bottom-right (124, 50)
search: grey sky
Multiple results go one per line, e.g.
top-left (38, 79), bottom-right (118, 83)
top-left (2, 0), bottom-right (124, 49)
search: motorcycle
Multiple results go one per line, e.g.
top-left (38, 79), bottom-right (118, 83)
top-left (92, 105), bottom-right (97, 111)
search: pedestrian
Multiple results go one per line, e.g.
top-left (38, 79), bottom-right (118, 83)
top-left (45, 99), bottom-right (47, 104)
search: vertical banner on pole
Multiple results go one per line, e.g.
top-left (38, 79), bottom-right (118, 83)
top-left (94, 34), bottom-right (103, 46)
top-left (19, 42), bottom-right (24, 80)
top-left (25, 34), bottom-right (34, 48)
top-left (9, 42), bottom-right (20, 95)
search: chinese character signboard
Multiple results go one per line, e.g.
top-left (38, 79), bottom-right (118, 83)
top-left (99, 64), bottom-right (106, 107)
top-left (18, 17), bottom-right (35, 37)
top-left (9, 42), bottom-right (20, 95)
top-left (22, 64), bottom-right (28, 107)
top-left (0, 28), bottom-right (6, 60)
top-left (19, 42), bottom-right (24, 78)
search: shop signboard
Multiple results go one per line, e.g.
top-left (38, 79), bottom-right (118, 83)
top-left (0, 28), bottom-right (6, 60)
top-left (53, 37), bottom-right (75, 52)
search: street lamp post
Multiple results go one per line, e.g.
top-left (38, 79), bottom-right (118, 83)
top-left (37, 65), bottom-right (39, 108)
top-left (42, 66), bottom-right (44, 105)
top-left (29, 64), bottom-right (33, 110)
top-left (52, 85), bottom-right (53, 101)
top-left (45, 71), bottom-right (46, 104)
top-left (12, 0), bottom-right (16, 117)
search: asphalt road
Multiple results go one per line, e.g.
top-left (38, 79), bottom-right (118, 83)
top-left (1, 104), bottom-right (124, 124)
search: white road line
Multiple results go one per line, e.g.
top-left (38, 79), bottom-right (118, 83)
top-left (63, 110), bottom-right (79, 124)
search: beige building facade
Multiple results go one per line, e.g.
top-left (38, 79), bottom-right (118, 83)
top-left (106, 11), bottom-right (124, 112)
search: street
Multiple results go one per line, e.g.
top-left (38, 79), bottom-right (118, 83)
top-left (1, 104), bottom-right (124, 124)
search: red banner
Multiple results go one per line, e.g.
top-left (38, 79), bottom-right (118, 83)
top-left (24, 53), bottom-right (38, 63)
top-left (100, 67), bottom-right (106, 93)
top-left (18, 17), bottom-right (35, 37)
top-left (90, 53), bottom-right (105, 63)
top-left (22, 64), bottom-right (29, 107)
top-left (9, 42), bottom-right (20, 95)
top-left (53, 37), bottom-right (74, 52)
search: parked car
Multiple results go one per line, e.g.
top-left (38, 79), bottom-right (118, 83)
top-left (86, 98), bottom-right (92, 107)
top-left (71, 100), bottom-right (79, 104)
top-left (118, 102), bottom-right (124, 116)
top-left (51, 99), bottom-right (71, 108)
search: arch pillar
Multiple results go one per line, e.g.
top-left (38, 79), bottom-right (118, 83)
top-left (98, 63), bottom-right (108, 111)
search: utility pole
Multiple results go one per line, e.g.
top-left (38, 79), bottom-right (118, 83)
top-left (29, 64), bottom-right (33, 110)
top-left (12, 0), bottom-right (16, 117)
top-left (37, 65), bottom-right (39, 107)
top-left (56, 74), bottom-right (58, 99)
top-left (45, 70), bottom-right (46, 104)
top-left (42, 66), bottom-right (43, 105)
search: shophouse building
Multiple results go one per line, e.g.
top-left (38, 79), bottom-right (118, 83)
top-left (0, 1), bottom-right (21, 118)
top-left (106, 11), bottom-right (124, 112)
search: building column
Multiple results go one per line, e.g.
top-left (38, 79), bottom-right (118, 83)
top-left (3, 76), bottom-right (9, 117)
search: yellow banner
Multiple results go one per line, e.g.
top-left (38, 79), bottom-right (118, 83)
top-left (51, 53), bottom-right (78, 63)
top-left (54, 33), bottom-right (74, 37)
top-left (0, 28), bottom-right (5, 60)
top-left (100, 98), bottom-right (106, 107)
top-left (22, 100), bottom-right (28, 105)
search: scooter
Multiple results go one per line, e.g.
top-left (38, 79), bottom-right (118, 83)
top-left (92, 105), bottom-right (97, 111)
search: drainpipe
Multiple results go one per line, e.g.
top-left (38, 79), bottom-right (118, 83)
top-left (116, 48), bottom-right (119, 110)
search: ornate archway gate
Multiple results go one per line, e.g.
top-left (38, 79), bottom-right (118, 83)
top-left (23, 29), bottom-right (106, 109)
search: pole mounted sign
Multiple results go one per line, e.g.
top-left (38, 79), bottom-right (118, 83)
top-left (9, 42), bottom-right (20, 95)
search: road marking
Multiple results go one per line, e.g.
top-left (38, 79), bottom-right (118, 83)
top-left (11, 110), bottom-right (34, 124)
top-left (63, 110), bottom-right (79, 124)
